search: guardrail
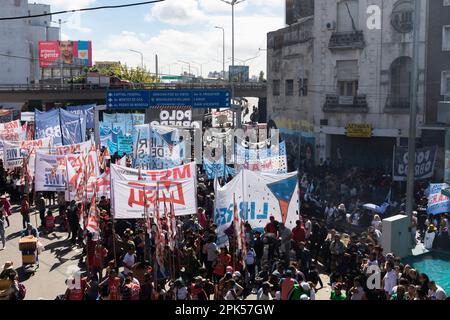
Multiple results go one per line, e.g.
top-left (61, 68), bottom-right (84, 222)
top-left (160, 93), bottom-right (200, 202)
top-left (0, 82), bottom-right (267, 92)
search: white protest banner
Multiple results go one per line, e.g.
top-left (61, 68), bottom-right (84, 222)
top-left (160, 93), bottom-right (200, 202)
top-left (214, 170), bottom-right (299, 246)
top-left (3, 141), bottom-right (23, 169)
top-left (21, 138), bottom-right (53, 178)
top-left (95, 169), bottom-right (110, 199)
top-left (35, 150), bottom-right (67, 191)
top-left (111, 162), bottom-right (197, 216)
top-left (112, 178), bottom-right (196, 219)
top-left (55, 140), bottom-right (94, 156)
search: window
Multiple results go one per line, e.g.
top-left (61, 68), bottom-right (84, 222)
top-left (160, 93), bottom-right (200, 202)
top-left (442, 71), bottom-right (450, 96)
top-left (391, 1), bottom-right (414, 33)
top-left (389, 56), bottom-right (412, 108)
top-left (337, 0), bottom-right (359, 32)
top-left (299, 78), bottom-right (308, 96)
top-left (443, 26), bottom-right (450, 51)
top-left (337, 60), bottom-right (359, 96)
top-left (285, 80), bottom-right (294, 96)
top-left (273, 80), bottom-right (281, 96)
top-left (338, 81), bottom-right (358, 96)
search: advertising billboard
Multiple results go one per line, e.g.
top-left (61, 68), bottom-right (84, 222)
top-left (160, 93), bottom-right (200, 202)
top-left (39, 41), bottom-right (92, 68)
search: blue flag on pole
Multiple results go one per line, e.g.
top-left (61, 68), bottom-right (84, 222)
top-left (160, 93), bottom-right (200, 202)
top-left (35, 109), bottom-right (62, 146)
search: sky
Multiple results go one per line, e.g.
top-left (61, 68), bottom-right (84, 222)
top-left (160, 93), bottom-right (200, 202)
top-left (41, 0), bottom-right (285, 78)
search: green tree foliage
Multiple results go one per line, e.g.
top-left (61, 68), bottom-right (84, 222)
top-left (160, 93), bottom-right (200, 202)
top-left (83, 64), bottom-right (159, 84)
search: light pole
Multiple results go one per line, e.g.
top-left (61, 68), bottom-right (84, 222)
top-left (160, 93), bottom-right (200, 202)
top-left (129, 49), bottom-right (144, 69)
top-left (215, 26), bottom-right (225, 80)
top-left (191, 62), bottom-right (204, 78)
top-left (220, 0), bottom-right (246, 128)
top-left (52, 19), bottom-right (68, 85)
top-left (406, 0), bottom-right (421, 229)
top-left (178, 60), bottom-right (191, 76)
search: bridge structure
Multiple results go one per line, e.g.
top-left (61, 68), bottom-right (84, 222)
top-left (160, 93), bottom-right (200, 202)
top-left (0, 82), bottom-right (267, 104)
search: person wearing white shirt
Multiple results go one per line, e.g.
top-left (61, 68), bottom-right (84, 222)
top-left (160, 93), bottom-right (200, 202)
top-left (122, 248), bottom-right (136, 275)
top-left (256, 282), bottom-right (273, 300)
top-left (424, 225), bottom-right (437, 250)
top-left (382, 261), bottom-right (398, 299)
top-left (304, 218), bottom-right (311, 240)
top-left (428, 281), bottom-right (447, 300)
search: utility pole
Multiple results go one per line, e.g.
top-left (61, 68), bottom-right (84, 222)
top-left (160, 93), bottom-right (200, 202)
top-left (406, 0), bottom-right (421, 223)
top-left (220, 0), bottom-right (246, 128)
top-left (215, 26), bottom-right (225, 80)
top-left (129, 49), bottom-right (144, 69)
top-left (59, 19), bottom-right (63, 86)
top-left (155, 54), bottom-right (159, 78)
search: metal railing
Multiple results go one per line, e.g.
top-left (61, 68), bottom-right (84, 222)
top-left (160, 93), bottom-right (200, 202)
top-left (0, 82), bottom-right (267, 92)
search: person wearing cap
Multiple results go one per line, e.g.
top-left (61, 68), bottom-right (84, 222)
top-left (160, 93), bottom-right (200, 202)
top-left (330, 282), bottom-right (347, 300)
top-left (424, 224), bottom-right (437, 250)
top-left (224, 279), bottom-right (243, 300)
top-left (257, 282), bottom-right (273, 300)
top-left (0, 261), bottom-right (15, 279)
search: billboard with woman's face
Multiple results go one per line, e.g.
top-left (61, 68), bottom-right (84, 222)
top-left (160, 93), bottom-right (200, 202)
top-left (38, 40), bottom-right (92, 68)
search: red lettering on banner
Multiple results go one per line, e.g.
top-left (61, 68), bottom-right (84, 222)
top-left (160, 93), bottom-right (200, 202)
top-left (126, 181), bottom-right (186, 208)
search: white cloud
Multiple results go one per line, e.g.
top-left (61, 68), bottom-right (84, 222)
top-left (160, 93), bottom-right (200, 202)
top-left (43, 0), bottom-right (97, 10)
top-left (146, 0), bottom-right (208, 26)
top-left (94, 12), bottom-right (283, 77)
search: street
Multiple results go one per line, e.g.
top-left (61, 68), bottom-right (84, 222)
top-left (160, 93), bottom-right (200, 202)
top-left (1, 204), bottom-right (82, 300)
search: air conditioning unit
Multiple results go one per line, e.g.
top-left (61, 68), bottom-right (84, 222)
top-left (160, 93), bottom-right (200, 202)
top-left (326, 21), bottom-right (336, 30)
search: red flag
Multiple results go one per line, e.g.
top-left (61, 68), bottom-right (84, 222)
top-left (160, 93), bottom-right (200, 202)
top-left (87, 193), bottom-right (99, 234)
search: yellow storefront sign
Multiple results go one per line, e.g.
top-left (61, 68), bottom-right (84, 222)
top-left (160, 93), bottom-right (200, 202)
top-left (345, 124), bottom-right (372, 138)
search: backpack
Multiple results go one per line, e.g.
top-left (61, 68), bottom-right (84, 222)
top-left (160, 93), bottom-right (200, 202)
top-left (18, 283), bottom-right (26, 300)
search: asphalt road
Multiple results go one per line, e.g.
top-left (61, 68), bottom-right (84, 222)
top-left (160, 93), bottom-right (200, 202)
top-left (1, 204), bottom-right (83, 300)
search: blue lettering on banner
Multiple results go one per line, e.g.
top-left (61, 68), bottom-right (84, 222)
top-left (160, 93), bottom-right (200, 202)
top-left (215, 202), bottom-right (269, 226)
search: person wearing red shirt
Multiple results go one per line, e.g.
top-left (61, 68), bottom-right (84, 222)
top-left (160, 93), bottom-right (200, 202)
top-left (20, 195), bottom-right (30, 229)
top-left (92, 242), bottom-right (108, 281)
top-left (213, 247), bottom-right (232, 283)
top-left (264, 216), bottom-right (278, 236)
top-left (292, 220), bottom-right (306, 251)
top-left (45, 210), bottom-right (56, 233)
top-left (65, 276), bottom-right (87, 300)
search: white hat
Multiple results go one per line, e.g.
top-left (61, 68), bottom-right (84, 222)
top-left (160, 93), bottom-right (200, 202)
top-left (300, 294), bottom-right (310, 300)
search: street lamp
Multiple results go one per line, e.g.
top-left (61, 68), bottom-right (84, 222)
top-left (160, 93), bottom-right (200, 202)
top-left (215, 26), bottom-right (225, 80)
top-left (129, 49), bottom-right (144, 69)
top-left (219, 0), bottom-right (246, 128)
top-left (51, 19), bottom-right (68, 85)
top-left (191, 61), bottom-right (204, 78)
top-left (178, 60), bottom-right (191, 76)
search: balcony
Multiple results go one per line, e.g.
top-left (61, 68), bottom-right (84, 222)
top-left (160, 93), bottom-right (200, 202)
top-left (323, 94), bottom-right (368, 113)
top-left (328, 31), bottom-right (365, 50)
top-left (385, 95), bottom-right (411, 113)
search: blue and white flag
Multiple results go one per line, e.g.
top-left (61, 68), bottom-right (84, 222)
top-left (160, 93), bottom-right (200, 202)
top-left (35, 109), bottom-right (62, 146)
top-left (203, 156), bottom-right (236, 180)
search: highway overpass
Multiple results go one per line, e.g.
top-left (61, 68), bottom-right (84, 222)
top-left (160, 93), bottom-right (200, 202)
top-left (0, 82), bottom-right (267, 104)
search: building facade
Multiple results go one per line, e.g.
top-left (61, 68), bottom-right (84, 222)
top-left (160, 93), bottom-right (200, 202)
top-left (268, 0), bottom-right (428, 172)
top-left (0, 1), bottom-right (59, 87)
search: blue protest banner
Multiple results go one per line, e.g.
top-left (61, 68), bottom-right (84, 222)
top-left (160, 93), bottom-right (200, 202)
top-left (60, 109), bottom-right (83, 145)
top-left (428, 183), bottom-right (450, 215)
top-left (35, 109), bottom-right (62, 146)
top-left (118, 135), bottom-right (133, 156)
top-left (67, 104), bottom-right (95, 129)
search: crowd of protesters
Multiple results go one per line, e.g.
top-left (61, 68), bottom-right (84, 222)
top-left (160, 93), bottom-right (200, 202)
top-left (0, 151), bottom-right (449, 300)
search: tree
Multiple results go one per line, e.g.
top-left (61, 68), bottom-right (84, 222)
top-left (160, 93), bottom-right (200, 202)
top-left (258, 71), bottom-right (266, 83)
top-left (83, 64), bottom-right (159, 85)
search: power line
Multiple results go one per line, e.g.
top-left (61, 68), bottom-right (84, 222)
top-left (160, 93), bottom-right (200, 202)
top-left (0, 0), bottom-right (165, 21)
